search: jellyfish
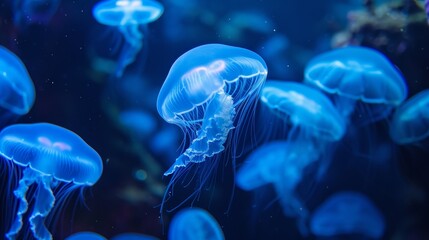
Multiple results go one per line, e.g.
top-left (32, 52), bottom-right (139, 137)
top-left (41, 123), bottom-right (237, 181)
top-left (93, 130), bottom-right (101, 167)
top-left (157, 43), bottom-right (267, 176)
top-left (92, 0), bottom-right (164, 77)
top-left (236, 140), bottom-right (319, 235)
top-left (13, 0), bottom-right (61, 27)
top-left (310, 191), bottom-right (385, 239)
top-left (168, 208), bottom-right (224, 240)
top-left (119, 109), bottom-right (157, 139)
top-left (65, 232), bottom-right (107, 240)
top-left (0, 45), bottom-right (35, 127)
top-left (304, 46), bottom-right (407, 125)
top-left (390, 89), bottom-right (429, 144)
top-left (425, 0), bottom-right (429, 24)
top-left (111, 233), bottom-right (159, 240)
top-left (0, 123), bottom-right (103, 240)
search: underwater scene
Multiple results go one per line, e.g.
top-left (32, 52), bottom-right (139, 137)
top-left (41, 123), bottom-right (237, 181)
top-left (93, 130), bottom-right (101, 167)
top-left (0, 0), bottom-right (429, 239)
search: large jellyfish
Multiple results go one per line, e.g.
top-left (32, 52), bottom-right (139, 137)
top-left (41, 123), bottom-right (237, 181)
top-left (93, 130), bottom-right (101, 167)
top-left (310, 191), bottom-right (385, 239)
top-left (304, 46), bottom-right (407, 125)
top-left (390, 89), bottom-right (429, 144)
top-left (65, 232), bottom-right (107, 240)
top-left (157, 44), bottom-right (267, 176)
top-left (0, 45), bottom-right (35, 127)
top-left (0, 123), bottom-right (103, 240)
top-left (13, 0), bottom-right (61, 27)
top-left (92, 0), bottom-right (164, 77)
top-left (168, 208), bottom-right (224, 240)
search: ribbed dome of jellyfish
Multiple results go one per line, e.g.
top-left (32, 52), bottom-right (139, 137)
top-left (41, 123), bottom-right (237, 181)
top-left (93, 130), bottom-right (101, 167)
top-left (390, 89), bottom-right (429, 144)
top-left (157, 44), bottom-right (267, 176)
top-left (111, 233), bottom-right (159, 240)
top-left (168, 208), bottom-right (224, 240)
top-left (13, 0), bottom-right (61, 27)
top-left (304, 46), bottom-right (407, 125)
top-left (260, 80), bottom-right (345, 143)
top-left (0, 46), bottom-right (35, 127)
top-left (310, 191), bottom-right (385, 239)
top-left (0, 123), bottom-right (103, 240)
top-left (92, 0), bottom-right (164, 77)
top-left (236, 141), bottom-right (319, 233)
top-left (65, 231), bottom-right (107, 240)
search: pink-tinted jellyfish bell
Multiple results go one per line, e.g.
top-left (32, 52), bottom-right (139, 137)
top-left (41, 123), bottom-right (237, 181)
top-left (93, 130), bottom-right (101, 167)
top-left (0, 123), bottom-right (103, 240)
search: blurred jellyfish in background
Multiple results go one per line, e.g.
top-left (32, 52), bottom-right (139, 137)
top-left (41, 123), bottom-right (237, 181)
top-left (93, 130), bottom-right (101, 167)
top-left (168, 208), bottom-right (224, 240)
top-left (119, 109), bottom-right (157, 140)
top-left (0, 123), bottom-right (103, 240)
top-left (65, 231), bottom-right (107, 240)
top-left (236, 141), bottom-right (319, 235)
top-left (259, 34), bottom-right (293, 79)
top-left (425, 0), bottom-right (429, 24)
top-left (92, 0), bottom-right (164, 77)
top-left (310, 191), bottom-right (385, 239)
top-left (149, 124), bottom-right (181, 165)
top-left (304, 46), bottom-right (407, 125)
top-left (390, 89), bottom-right (429, 145)
top-left (111, 232), bottom-right (159, 240)
top-left (0, 45), bottom-right (35, 128)
top-left (12, 0), bottom-right (61, 27)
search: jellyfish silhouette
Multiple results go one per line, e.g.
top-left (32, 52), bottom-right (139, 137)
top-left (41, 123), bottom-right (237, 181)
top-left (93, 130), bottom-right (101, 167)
top-left (13, 0), bottom-right (61, 27)
top-left (236, 140), bottom-right (318, 235)
top-left (259, 80), bottom-right (345, 143)
top-left (92, 0), bottom-right (164, 77)
top-left (0, 123), bottom-right (103, 240)
top-left (0, 46), bottom-right (35, 127)
top-left (65, 231), bottom-right (107, 240)
top-left (157, 43), bottom-right (267, 176)
top-left (304, 46), bottom-right (407, 125)
top-left (111, 233), bottom-right (159, 240)
top-left (390, 89), bottom-right (429, 144)
top-left (310, 191), bottom-right (385, 239)
top-left (168, 208), bottom-right (224, 240)
top-left (425, 0), bottom-right (429, 24)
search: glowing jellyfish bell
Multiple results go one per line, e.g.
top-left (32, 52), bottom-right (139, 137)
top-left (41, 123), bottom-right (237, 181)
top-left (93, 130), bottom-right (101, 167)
top-left (0, 45), bottom-right (35, 127)
top-left (92, 0), bottom-right (164, 77)
top-left (65, 231), bottom-right (107, 240)
top-left (304, 46), bottom-right (407, 124)
top-left (390, 89), bottom-right (429, 145)
top-left (310, 191), bottom-right (385, 239)
top-left (260, 80), bottom-right (345, 142)
top-left (0, 123), bottom-right (103, 240)
top-left (168, 208), bottom-right (224, 240)
top-left (157, 43), bottom-right (267, 176)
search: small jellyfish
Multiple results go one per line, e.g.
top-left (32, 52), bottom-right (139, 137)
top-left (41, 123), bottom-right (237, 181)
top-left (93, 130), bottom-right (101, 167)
top-left (65, 232), bottom-right (107, 240)
top-left (13, 0), bottom-right (61, 27)
top-left (0, 45), bottom-right (35, 127)
top-left (304, 46), bottom-right (407, 125)
top-left (92, 0), bottom-right (164, 77)
top-left (157, 43), bottom-right (267, 176)
top-left (168, 208), bottom-right (224, 240)
top-left (0, 123), bottom-right (103, 240)
top-left (111, 233), bottom-right (159, 240)
top-left (119, 109), bottom-right (157, 139)
top-left (236, 140), bottom-right (318, 234)
top-left (390, 89), bottom-right (429, 144)
top-left (425, 0), bottom-right (429, 24)
top-left (259, 80), bottom-right (345, 143)
top-left (310, 191), bottom-right (385, 239)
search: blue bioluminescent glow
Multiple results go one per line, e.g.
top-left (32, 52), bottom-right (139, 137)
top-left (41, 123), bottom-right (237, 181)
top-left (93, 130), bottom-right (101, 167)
top-left (119, 109), bottom-right (157, 138)
top-left (390, 89), bottom-right (429, 144)
top-left (168, 208), bottom-right (224, 240)
top-left (0, 123), bottom-right (103, 240)
top-left (92, 0), bottom-right (164, 77)
top-left (157, 43), bottom-right (267, 175)
top-left (111, 233), bottom-right (159, 240)
top-left (13, 0), bottom-right (61, 27)
top-left (304, 46), bottom-right (407, 124)
top-left (310, 191), bottom-right (385, 239)
top-left (65, 231), bottom-right (107, 240)
top-left (0, 45), bottom-right (35, 126)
